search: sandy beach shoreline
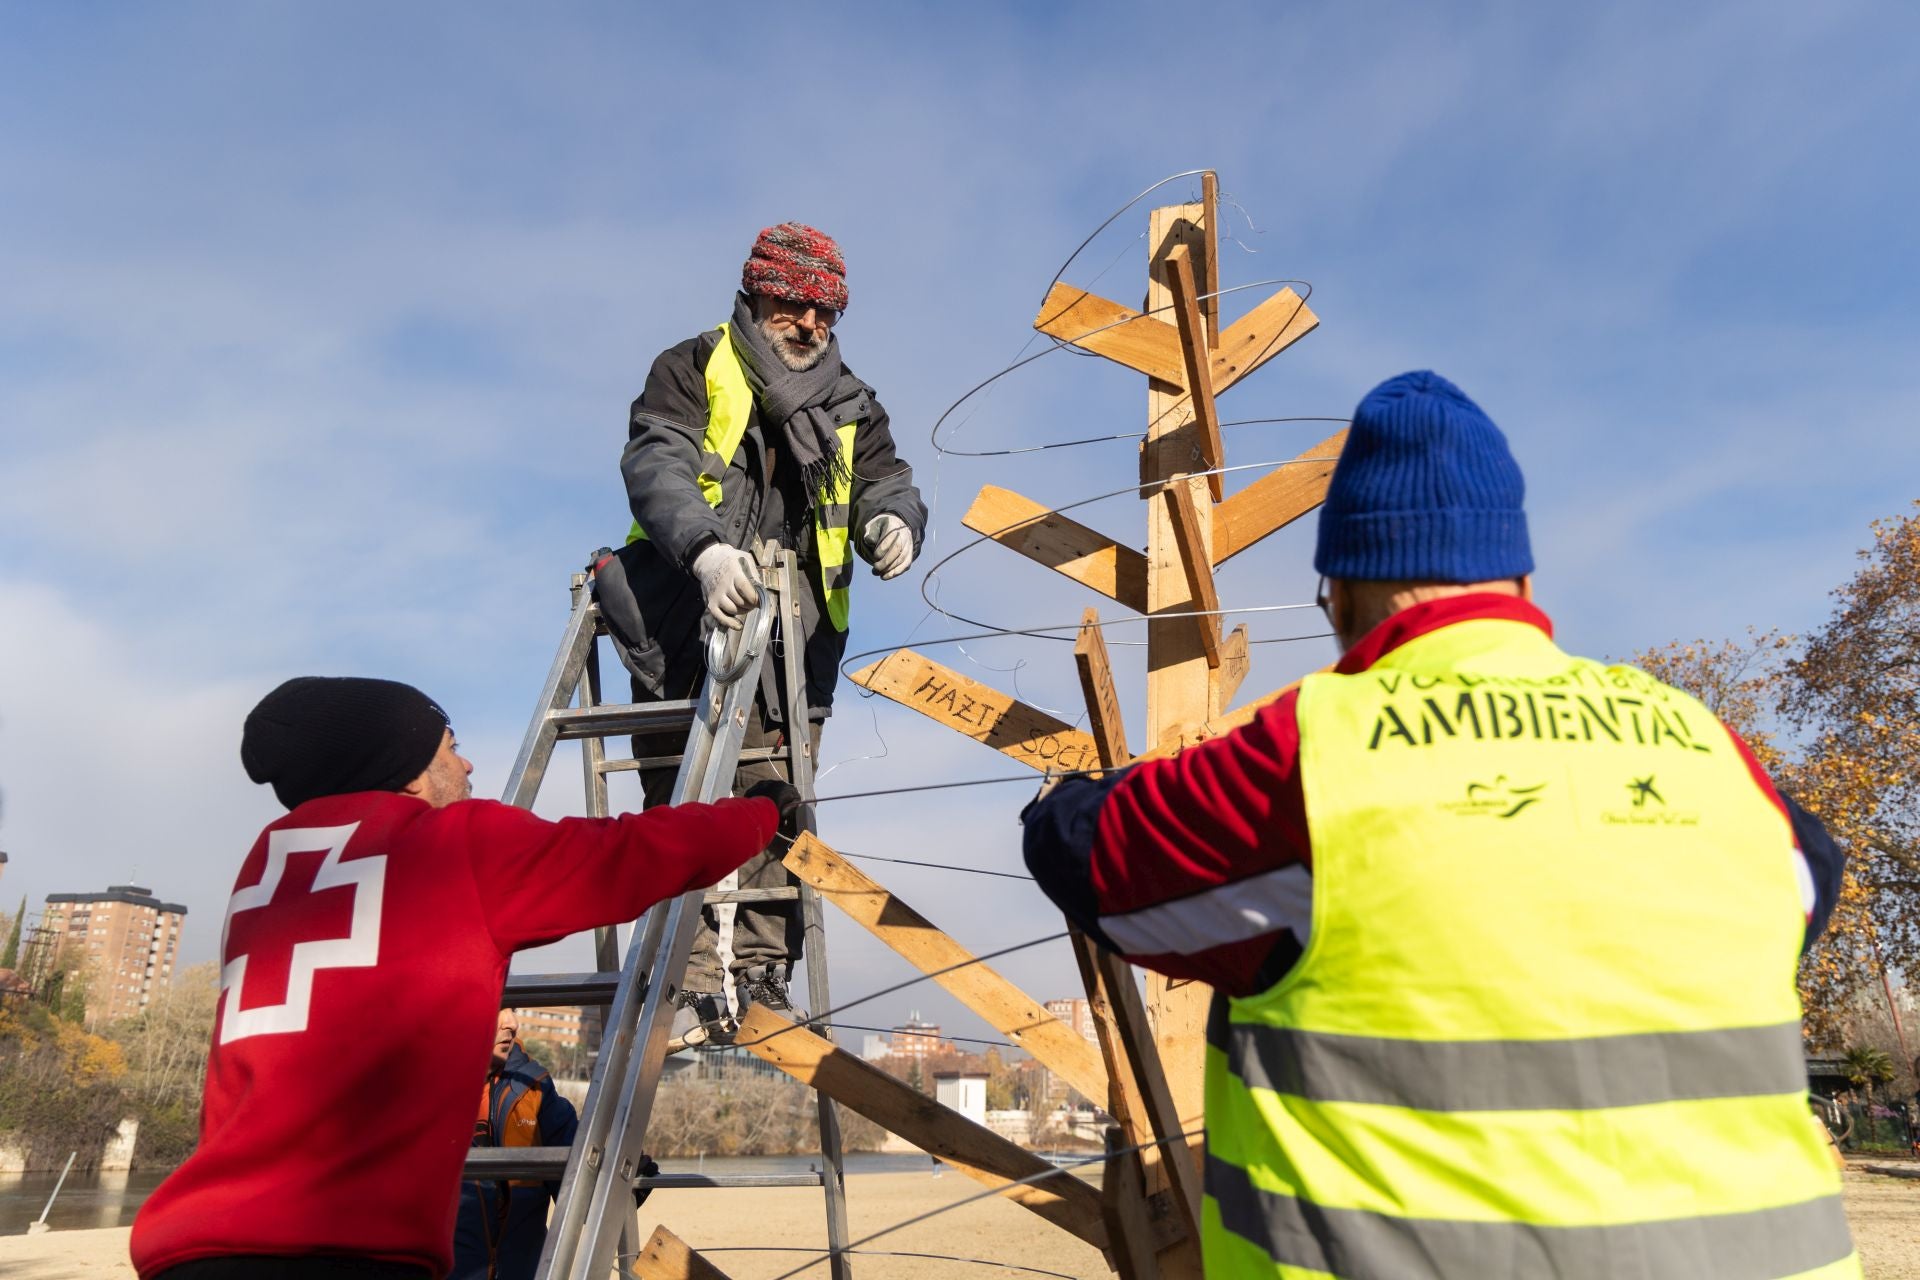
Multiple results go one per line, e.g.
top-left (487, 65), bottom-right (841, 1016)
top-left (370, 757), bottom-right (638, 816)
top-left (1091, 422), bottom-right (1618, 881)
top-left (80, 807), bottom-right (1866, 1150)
top-left (11, 1165), bottom-right (1920, 1278)
top-left (0, 1169), bottom-right (1110, 1279)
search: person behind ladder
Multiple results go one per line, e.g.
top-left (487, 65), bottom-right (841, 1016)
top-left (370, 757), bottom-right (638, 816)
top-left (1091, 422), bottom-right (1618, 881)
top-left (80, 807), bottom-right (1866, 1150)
top-left (1022, 371), bottom-right (1859, 1279)
top-left (451, 1008), bottom-right (630, 1280)
top-left (591, 222), bottom-right (926, 1031)
top-left (129, 676), bottom-right (795, 1280)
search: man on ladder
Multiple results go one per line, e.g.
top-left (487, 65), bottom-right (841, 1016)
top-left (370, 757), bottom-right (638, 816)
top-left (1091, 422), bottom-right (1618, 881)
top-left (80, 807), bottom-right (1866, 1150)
top-left (593, 222), bottom-right (926, 1036)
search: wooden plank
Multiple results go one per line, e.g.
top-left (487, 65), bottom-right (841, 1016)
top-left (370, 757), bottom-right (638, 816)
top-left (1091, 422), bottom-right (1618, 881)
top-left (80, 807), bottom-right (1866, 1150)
top-left (1145, 200), bottom-right (1218, 1189)
top-left (1216, 624), bottom-right (1250, 708)
top-left (1200, 171), bottom-right (1220, 348)
top-left (735, 1005), bottom-right (1110, 1251)
top-left (1073, 609), bottom-right (1130, 767)
top-left (1071, 932), bottom-right (1152, 1138)
top-left (1164, 245), bottom-right (1226, 501)
top-left (848, 649), bottom-right (1102, 775)
top-left (1102, 1130), bottom-right (1166, 1280)
top-left (630, 1225), bottom-right (735, 1280)
top-left (783, 833), bottom-right (1110, 1104)
top-left (1163, 481), bottom-right (1222, 669)
top-left (1079, 942), bottom-right (1204, 1244)
top-left (1138, 667), bottom-right (1328, 760)
top-left (1211, 429), bottom-right (1347, 565)
top-left (1033, 282), bottom-right (1186, 386)
top-left (1210, 285), bottom-right (1319, 396)
top-left (963, 485), bottom-right (1148, 613)
top-left (1144, 203), bottom-right (1217, 741)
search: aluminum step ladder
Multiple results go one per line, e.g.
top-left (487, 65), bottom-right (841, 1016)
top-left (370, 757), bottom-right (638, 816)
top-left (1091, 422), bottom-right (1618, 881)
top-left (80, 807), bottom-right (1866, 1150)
top-left (468, 545), bottom-right (854, 1280)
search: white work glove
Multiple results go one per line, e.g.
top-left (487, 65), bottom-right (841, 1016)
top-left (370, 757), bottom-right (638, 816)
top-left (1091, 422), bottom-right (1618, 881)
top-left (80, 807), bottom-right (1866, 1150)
top-left (691, 542), bottom-right (762, 631)
top-left (864, 514), bottom-right (915, 581)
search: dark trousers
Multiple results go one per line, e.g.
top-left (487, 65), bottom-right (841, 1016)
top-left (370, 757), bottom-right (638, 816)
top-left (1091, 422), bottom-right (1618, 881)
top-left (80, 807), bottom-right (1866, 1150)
top-left (157, 1260), bottom-right (431, 1280)
top-left (635, 697), bottom-right (820, 994)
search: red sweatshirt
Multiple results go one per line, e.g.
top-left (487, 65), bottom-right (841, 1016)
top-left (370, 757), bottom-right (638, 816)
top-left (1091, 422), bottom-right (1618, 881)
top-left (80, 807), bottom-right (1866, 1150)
top-left (130, 790), bottom-right (775, 1279)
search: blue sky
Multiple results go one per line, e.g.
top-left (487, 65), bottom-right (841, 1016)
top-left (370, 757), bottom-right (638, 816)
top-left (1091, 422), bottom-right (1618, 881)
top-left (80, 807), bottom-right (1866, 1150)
top-left (2, 2), bottom-right (1915, 1048)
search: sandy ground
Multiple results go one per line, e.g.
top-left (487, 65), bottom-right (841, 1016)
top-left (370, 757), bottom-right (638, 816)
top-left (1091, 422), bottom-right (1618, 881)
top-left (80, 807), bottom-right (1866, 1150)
top-left (8, 1163), bottom-right (1920, 1278)
top-left (0, 1169), bottom-right (1107, 1280)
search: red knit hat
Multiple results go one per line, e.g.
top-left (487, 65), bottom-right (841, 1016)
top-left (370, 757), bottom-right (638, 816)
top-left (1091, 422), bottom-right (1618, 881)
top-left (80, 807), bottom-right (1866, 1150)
top-left (741, 222), bottom-right (849, 312)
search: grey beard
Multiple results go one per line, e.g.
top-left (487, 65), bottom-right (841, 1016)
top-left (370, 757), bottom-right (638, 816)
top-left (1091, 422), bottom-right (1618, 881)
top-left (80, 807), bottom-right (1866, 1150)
top-left (758, 316), bottom-right (830, 371)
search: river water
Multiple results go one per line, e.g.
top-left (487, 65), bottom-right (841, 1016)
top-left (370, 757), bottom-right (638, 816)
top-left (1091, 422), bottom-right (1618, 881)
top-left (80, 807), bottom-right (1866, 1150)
top-left (1, 1153), bottom-right (942, 1236)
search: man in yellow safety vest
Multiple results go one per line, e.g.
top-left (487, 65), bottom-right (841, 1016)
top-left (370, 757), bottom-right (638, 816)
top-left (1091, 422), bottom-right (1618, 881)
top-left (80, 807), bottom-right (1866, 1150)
top-left (1022, 370), bottom-right (1857, 1278)
top-left (592, 223), bottom-right (925, 1029)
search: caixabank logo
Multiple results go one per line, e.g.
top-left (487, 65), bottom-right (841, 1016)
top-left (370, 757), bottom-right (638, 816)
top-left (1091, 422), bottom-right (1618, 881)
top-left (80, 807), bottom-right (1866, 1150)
top-left (1602, 774), bottom-right (1701, 827)
top-left (1441, 776), bottom-right (1548, 819)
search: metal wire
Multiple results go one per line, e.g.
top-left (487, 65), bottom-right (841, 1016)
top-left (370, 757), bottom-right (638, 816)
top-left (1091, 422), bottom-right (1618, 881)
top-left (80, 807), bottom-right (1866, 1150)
top-left (928, 278), bottom-right (1316, 458)
top-left (758, 1128), bottom-right (1207, 1280)
top-left (819, 1021), bottom-right (1017, 1050)
top-left (628, 1247), bottom-right (1080, 1279)
top-left (917, 453), bottom-right (1338, 649)
top-left (812, 771), bottom-right (1106, 806)
top-left (837, 851), bottom-right (1035, 882)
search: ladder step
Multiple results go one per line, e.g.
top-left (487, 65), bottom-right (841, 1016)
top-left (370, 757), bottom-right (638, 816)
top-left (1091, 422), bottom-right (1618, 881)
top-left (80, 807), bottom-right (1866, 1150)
top-left (703, 887), bottom-right (800, 905)
top-left (503, 972), bottom-right (622, 1006)
top-left (463, 1146), bottom-right (823, 1188)
top-left (549, 701), bottom-right (699, 741)
top-left (599, 745), bottom-right (791, 776)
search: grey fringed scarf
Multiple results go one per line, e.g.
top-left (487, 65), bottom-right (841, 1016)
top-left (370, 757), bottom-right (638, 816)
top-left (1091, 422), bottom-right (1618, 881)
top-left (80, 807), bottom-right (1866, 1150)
top-left (729, 292), bottom-right (865, 507)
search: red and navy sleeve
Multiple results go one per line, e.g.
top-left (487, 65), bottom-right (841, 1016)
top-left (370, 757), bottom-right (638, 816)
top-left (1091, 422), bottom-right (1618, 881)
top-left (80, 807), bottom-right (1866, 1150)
top-left (1724, 729), bottom-right (1845, 952)
top-left (1022, 690), bottom-right (1312, 997)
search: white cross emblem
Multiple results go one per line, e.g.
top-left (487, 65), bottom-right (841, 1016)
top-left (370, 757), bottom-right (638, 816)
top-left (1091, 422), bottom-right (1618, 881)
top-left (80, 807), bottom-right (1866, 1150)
top-left (218, 822), bottom-right (386, 1045)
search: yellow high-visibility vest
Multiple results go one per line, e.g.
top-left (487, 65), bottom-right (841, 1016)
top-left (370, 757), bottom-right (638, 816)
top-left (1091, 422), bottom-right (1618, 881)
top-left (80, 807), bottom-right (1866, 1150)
top-left (1203, 613), bottom-right (1857, 1278)
top-left (627, 323), bottom-right (857, 631)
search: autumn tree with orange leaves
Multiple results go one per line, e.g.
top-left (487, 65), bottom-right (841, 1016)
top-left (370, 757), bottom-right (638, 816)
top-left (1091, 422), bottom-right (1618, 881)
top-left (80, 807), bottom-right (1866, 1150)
top-left (1635, 504), bottom-right (1920, 1055)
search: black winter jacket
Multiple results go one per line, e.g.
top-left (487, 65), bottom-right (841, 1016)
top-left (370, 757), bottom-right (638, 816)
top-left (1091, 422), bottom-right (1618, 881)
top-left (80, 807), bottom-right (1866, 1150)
top-left (601, 327), bottom-right (927, 721)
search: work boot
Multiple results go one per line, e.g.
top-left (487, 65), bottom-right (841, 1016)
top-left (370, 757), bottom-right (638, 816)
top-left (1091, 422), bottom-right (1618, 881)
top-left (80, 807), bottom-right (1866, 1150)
top-left (737, 965), bottom-right (797, 1015)
top-left (673, 988), bottom-right (737, 1047)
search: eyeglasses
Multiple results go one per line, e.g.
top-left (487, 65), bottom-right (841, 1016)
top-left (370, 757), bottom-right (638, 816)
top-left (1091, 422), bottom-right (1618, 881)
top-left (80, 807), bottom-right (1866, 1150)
top-left (1315, 576), bottom-right (1333, 627)
top-left (765, 300), bottom-right (839, 331)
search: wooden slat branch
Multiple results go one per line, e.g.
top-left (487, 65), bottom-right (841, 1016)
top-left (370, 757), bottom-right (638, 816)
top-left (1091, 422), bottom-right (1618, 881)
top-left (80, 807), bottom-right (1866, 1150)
top-left (1210, 286), bottom-right (1319, 395)
top-left (1033, 283), bottom-right (1186, 386)
top-left (962, 486), bottom-right (1148, 612)
top-left (849, 649), bottom-right (1103, 774)
top-left (1162, 481), bottom-right (1222, 669)
top-left (782, 833), bottom-right (1110, 1104)
top-left (1073, 609), bottom-right (1130, 767)
top-left (1200, 172), bottom-right (1221, 348)
top-left (735, 1006), bottom-right (1110, 1251)
top-left (1164, 245), bottom-right (1226, 501)
top-left (1211, 429), bottom-right (1347, 565)
top-left (1218, 624), bottom-right (1250, 707)
top-left (629, 1226), bottom-right (735, 1280)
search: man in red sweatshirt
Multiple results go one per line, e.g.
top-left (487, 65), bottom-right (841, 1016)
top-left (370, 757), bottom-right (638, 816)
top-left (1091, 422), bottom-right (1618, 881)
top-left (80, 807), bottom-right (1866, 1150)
top-left (131, 675), bottom-right (788, 1280)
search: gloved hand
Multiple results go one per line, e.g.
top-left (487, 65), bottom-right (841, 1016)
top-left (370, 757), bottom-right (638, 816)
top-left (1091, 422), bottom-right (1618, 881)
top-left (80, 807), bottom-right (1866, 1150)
top-left (691, 542), bottom-right (762, 631)
top-left (632, 1153), bottom-right (660, 1208)
top-left (863, 514), bottom-right (915, 580)
top-left (744, 779), bottom-right (806, 840)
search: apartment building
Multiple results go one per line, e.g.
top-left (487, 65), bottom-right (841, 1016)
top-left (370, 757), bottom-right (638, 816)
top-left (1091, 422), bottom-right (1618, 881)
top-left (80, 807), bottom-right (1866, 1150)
top-left (517, 1004), bottom-right (586, 1051)
top-left (886, 1010), bottom-right (954, 1060)
top-left (1044, 997), bottom-right (1101, 1047)
top-left (41, 884), bottom-right (187, 1025)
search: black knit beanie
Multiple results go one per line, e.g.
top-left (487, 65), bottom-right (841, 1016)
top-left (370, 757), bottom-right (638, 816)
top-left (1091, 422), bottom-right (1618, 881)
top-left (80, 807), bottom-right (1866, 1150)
top-left (241, 676), bottom-right (451, 810)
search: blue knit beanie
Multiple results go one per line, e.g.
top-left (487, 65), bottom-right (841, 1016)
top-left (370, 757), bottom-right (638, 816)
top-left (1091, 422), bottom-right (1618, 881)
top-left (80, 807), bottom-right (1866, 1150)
top-left (1313, 370), bottom-right (1532, 582)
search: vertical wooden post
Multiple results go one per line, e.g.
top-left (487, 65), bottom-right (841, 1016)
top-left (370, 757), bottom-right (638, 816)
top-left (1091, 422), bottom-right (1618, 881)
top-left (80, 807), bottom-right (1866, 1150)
top-left (1142, 194), bottom-right (1219, 1176)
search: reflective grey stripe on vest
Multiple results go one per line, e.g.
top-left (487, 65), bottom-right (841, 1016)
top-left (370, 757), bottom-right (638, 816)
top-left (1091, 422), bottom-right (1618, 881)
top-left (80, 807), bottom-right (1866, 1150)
top-left (1207, 1156), bottom-right (1853, 1280)
top-left (822, 560), bottom-right (854, 591)
top-left (816, 502), bottom-right (851, 529)
top-left (1226, 1020), bottom-right (1808, 1111)
top-left (700, 450), bottom-right (730, 478)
